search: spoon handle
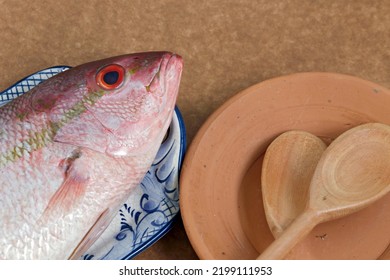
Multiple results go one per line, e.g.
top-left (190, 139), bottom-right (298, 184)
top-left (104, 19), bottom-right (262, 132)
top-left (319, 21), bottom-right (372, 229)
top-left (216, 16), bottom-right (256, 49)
top-left (257, 209), bottom-right (319, 260)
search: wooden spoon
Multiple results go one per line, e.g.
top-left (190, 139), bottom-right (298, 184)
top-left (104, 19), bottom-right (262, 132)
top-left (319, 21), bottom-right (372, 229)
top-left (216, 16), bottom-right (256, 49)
top-left (262, 131), bottom-right (326, 238)
top-left (257, 123), bottom-right (390, 260)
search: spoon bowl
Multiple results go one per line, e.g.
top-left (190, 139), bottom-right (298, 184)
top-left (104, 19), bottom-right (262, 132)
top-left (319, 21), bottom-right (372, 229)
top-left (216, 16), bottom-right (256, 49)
top-left (258, 123), bottom-right (390, 259)
top-left (262, 131), bottom-right (326, 237)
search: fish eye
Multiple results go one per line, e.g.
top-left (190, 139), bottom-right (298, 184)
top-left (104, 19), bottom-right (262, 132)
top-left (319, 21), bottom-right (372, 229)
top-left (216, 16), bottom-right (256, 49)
top-left (96, 64), bottom-right (125, 90)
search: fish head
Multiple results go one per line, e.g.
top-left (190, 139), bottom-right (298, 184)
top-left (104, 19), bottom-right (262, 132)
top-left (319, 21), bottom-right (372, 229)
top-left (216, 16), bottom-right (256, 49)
top-left (85, 52), bottom-right (183, 157)
top-left (51, 52), bottom-right (183, 157)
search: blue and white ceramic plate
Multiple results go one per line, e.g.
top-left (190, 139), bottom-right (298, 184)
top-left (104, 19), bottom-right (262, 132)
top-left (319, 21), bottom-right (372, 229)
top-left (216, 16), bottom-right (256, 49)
top-left (0, 66), bottom-right (186, 260)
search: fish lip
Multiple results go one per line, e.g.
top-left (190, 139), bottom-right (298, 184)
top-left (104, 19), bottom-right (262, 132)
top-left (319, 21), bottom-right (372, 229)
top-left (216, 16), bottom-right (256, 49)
top-left (165, 53), bottom-right (183, 69)
top-left (158, 52), bottom-right (182, 114)
top-left (164, 53), bottom-right (183, 80)
top-left (145, 52), bottom-right (183, 91)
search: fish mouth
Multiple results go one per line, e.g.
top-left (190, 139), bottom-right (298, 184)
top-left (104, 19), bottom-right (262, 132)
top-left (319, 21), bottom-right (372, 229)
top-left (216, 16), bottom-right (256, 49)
top-left (146, 52), bottom-right (183, 121)
top-left (165, 54), bottom-right (183, 97)
top-left (144, 52), bottom-right (183, 138)
top-left (164, 53), bottom-right (183, 79)
top-left (147, 52), bottom-right (183, 98)
top-left (157, 52), bottom-right (183, 126)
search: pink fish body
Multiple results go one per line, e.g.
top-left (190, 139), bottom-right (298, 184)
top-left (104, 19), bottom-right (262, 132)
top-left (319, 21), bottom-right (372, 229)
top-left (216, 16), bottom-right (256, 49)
top-left (0, 52), bottom-right (183, 259)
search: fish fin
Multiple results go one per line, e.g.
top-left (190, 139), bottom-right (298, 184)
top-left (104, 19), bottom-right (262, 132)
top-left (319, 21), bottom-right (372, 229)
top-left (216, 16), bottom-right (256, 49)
top-left (68, 207), bottom-right (118, 260)
top-left (41, 152), bottom-right (89, 220)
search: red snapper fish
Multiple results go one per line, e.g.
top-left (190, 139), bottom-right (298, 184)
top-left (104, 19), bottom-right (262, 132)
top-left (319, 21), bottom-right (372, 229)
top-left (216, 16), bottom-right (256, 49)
top-left (0, 52), bottom-right (183, 259)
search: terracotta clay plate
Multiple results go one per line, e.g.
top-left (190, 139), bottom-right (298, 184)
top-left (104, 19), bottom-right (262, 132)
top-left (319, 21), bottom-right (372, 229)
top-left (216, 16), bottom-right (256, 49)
top-left (180, 72), bottom-right (390, 260)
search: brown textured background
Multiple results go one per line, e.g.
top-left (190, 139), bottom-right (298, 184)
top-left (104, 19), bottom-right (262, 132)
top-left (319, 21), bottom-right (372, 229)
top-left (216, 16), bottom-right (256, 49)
top-left (1, 0), bottom-right (389, 259)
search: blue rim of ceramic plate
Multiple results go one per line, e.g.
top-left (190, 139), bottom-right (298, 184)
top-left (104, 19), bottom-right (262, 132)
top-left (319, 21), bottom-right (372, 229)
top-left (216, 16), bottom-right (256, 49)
top-left (0, 65), bottom-right (186, 260)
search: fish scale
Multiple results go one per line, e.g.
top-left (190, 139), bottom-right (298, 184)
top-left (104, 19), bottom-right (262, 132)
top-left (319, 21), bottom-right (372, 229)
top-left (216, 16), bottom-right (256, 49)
top-left (0, 52), bottom-right (183, 259)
